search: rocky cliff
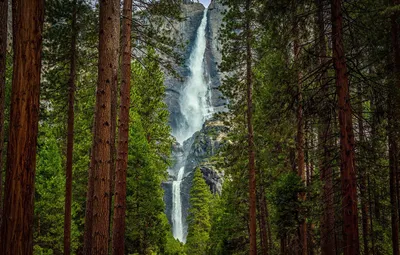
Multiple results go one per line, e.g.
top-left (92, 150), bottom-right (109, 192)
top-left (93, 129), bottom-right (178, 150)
top-left (163, 0), bottom-right (227, 239)
top-left (164, 0), bottom-right (227, 132)
top-left (163, 118), bottom-right (227, 240)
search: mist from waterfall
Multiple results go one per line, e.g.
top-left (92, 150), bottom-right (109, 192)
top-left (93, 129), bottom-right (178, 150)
top-left (171, 8), bottom-right (213, 243)
top-left (174, 9), bottom-right (213, 144)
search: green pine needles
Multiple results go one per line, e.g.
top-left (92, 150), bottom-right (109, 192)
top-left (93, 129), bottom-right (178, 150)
top-left (185, 168), bottom-right (212, 255)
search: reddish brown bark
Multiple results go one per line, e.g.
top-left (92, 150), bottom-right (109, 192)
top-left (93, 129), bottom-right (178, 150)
top-left (245, 0), bottom-right (257, 254)
top-left (90, 0), bottom-right (120, 253)
top-left (0, 0), bottom-right (8, 227)
top-left (0, 0), bottom-right (44, 254)
top-left (64, 1), bottom-right (77, 254)
top-left (112, 0), bottom-right (132, 253)
top-left (109, 27), bottom-right (118, 248)
top-left (331, 0), bottom-right (360, 254)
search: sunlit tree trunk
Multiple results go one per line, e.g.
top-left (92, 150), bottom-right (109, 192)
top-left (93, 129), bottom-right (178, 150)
top-left (90, 0), bottom-right (120, 253)
top-left (112, 0), bottom-right (132, 253)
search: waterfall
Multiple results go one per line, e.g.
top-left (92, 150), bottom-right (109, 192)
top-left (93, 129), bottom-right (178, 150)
top-left (174, 8), bottom-right (213, 144)
top-left (170, 8), bottom-right (213, 243)
top-left (172, 166), bottom-right (185, 242)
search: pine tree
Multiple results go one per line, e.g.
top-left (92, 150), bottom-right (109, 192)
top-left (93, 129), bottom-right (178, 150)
top-left (331, 0), bottom-right (360, 253)
top-left (185, 168), bottom-right (212, 255)
top-left (125, 54), bottom-right (172, 254)
top-left (0, 0), bottom-right (44, 254)
top-left (34, 124), bottom-right (65, 254)
top-left (87, 0), bottom-right (120, 253)
top-left (112, 0), bottom-right (132, 253)
top-left (219, 0), bottom-right (258, 252)
top-left (64, 0), bottom-right (78, 253)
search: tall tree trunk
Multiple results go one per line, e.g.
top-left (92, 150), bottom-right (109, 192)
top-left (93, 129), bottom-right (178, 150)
top-left (390, 0), bottom-right (400, 254)
top-left (245, 1), bottom-right (257, 254)
top-left (294, 15), bottom-right (308, 255)
top-left (330, 0), bottom-right (360, 254)
top-left (0, 0), bottom-right (44, 254)
top-left (357, 84), bottom-right (370, 255)
top-left (83, 143), bottom-right (95, 255)
top-left (83, 49), bottom-right (100, 255)
top-left (0, 0), bottom-right (8, 228)
top-left (64, 1), bottom-right (77, 254)
top-left (257, 182), bottom-right (269, 255)
top-left (112, 0), bottom-right (132, 253)
top-left (90, 0), bottom-right (120, 253)
top-left (109, 34), bottom-right (118, 251)
top-left (257, 192), bottom-right (267, 255)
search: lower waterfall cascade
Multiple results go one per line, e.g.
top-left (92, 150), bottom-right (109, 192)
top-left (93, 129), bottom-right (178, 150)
top-left (172, 166), bottom-right (185, 242)
top-left (170, 8), bottom-right (213, 243)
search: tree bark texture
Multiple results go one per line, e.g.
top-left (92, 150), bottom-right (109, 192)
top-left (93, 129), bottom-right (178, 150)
top-left (331, 0), bottom-right (360, 254)
top-left (90, 0), bottom-right (120, 254)
top-left (0, 0), bottom-right (44, 254)
top-left (112, 0), bottom-right (132, 254)
top-left (245, 0), bottom-right (257, 254)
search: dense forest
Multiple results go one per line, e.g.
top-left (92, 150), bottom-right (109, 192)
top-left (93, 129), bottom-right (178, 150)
top-left (1, 0), bottom-right (400, 254)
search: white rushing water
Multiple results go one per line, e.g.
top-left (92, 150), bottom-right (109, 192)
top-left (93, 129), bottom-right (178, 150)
top-left (171, 8), bottom-right (213, 243)
top-left (174, 9), bottom-right (213, 144)
top-left (172, 166), bottom-right (185, 242)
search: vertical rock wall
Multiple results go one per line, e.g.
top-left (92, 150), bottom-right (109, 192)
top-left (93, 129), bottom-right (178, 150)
top-left (163, 0), bottom-right (227, 240)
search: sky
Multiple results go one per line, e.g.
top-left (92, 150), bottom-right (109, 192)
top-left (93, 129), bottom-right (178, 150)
top-left (199, 0), bottom-right (211, 7)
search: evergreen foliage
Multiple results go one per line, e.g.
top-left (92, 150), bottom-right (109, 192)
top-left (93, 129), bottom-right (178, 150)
top-left (125, 54), bottom-right (174, 254)
top-left (185, 168), bottom-right (212, 255)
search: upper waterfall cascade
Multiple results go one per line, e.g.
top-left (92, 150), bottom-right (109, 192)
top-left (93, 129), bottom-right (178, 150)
top-left (170, 8), bottom-right (213, 243)
top-left (173, 8), bottom-right (213, 144)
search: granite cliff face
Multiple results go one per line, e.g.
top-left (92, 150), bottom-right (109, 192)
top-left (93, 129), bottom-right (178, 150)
top-left (164, 0), bottom-right (226, 132)
top-left (163, 118), bottom-right (227, 241)
top-left (162, 0), bottom-right (227, 242)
